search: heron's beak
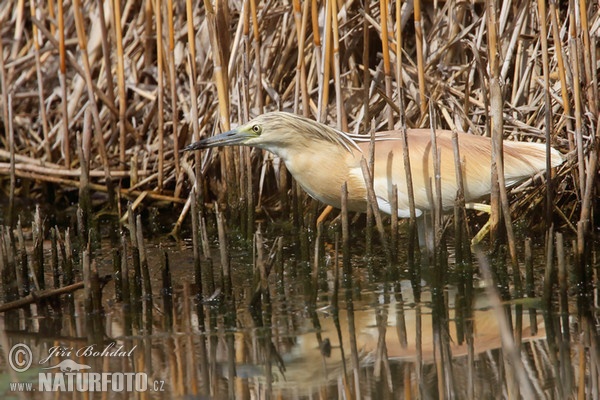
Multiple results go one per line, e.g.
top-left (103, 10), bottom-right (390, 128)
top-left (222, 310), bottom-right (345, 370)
top-left (183, 128), bottom-right (255, 151)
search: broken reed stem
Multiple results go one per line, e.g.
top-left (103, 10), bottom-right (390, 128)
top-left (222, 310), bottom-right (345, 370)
top-left (190, 188), bottom-right (205, 329)
top-left (341, 182), bottom-right (350, 279)
top-left (135, 214), bottom-right (153, 333)
top-left (113, 246), bottom-right (122, 303)
top-left (543, 225), bottom-right (555, 309)
top-left (452, 130), bottom-right (468, 264)
top-left (312, 221), bottom-right (322, 306)
top-left (161, 249), bottom-right (173, 330)
top-left (360, 158), bottom-right (392, 266)
top-left (556, 232), bottom-right (570, 344)
top-left (127, 205), bottom-right (143, 316)
top-left (16, 219), bottom-right (30, 297)
top-left (365, 121), bottom-right (375, 258)
top-left (390, 184), bottom-right (398, 263)
top-left (32, 206), bottom-right (45, 290)
top-left (331, 231), bottom-right (340, 309)
top-left (429, 106), bottom-right (442, 252)
top-left (524, 237), bottom-right (537, 335)
top-left (1, 228), bottom-right (18, 303)
top-left (50, 228), bottom-right (60, 289)
top-left (78, 110), bottom-right (92, 241)
top-left (398, 92), bottom-right (420, 285)
top-left (0, 280), bottom-right (91, 314)
top-left (119, 232), bottom-right (131, 307)
top-left (215, 205), bottom-right (232, 301)
top-left (82, 249), bottom-right (91, 313)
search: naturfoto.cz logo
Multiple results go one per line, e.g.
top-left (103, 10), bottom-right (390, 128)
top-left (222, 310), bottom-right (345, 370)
top-left (7, 343), bottom-right (165, 393)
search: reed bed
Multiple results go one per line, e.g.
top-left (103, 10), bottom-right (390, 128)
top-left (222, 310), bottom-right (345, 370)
top-left (0, 0), bottom-right (595, 230)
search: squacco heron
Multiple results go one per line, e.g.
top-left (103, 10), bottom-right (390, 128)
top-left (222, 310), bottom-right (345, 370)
top-left (185, 112), bottom-right (563, 226)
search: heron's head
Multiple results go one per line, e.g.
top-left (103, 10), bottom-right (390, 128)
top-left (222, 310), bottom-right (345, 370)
top-left (183, 112), bottom-right (358, 155)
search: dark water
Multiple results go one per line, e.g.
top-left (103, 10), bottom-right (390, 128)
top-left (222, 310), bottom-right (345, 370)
top-left (0, 212), bottom-right (598, 399)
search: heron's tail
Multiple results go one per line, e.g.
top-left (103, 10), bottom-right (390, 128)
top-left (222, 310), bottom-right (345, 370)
top-left (503, 141), bottom-right (564, 185)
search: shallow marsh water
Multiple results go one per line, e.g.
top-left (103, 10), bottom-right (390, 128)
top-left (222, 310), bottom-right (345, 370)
top-left (0, 211), bottom-right (598, 400)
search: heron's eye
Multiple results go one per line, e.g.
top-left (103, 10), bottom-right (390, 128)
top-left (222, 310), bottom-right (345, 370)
top-left (252, 125), bottom-right (262, 134)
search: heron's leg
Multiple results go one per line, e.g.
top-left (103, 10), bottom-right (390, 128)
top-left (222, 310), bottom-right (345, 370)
top-left (417, 214), bottom-right (435, 260)
top-left (465, 203), bottom-right (491, 213)
top-left (317, 205), bottom-right (334, 224)
top-left (466, 203), bottom-right (492, 247)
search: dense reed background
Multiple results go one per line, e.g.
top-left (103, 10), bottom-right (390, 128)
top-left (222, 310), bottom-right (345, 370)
top-left (0, 0), bottom-right (598, 233)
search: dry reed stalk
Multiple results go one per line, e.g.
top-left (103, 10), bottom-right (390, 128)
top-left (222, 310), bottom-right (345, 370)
top-left (0, 278), bottom-right (88, 314)
top-left (167, 0), bottom-right (179, 176)
top-left (429, 104), bottom-right (442, 253)
top-left (360, 157), bottom-right (392, 265)
top-left (135, 215), bottom-right (152, 305)
top-left (451, 130), bottom-right (468, 263)
top-left (215, 204), bottom-right (232, 300)
top-left (362, 0), bottom-right (371, 131)
top-left (413, 0), bottom-right (427, 119)
top-left (189, 187), bottom-right (205, 331)
top-left (250, 0), bottom-right (264, 114)
top-left (535, 0), bottom-right (555, 232)
top-left (7, 97), bottom-right (15, 227)
top-left (390, 184), bottom-right (398, 261)
top-left (240, 0), bottom-right (251, 121)
top-left (57, 0), bottom-right (70, 168)
top-left (577, 0), bottom-right (597, 113)
top-left (96, 0), bottom-right (117, 150)
top-left (155, 0), bottom-right (165, 191)
top-left (394, 0), bottom-right (402, 104)
top-left (292, 0), bottom-right (309, 115)
top-left (72, 0), bottom-right (114, 202)
top-left (204, 0), bottom-right (230, 129)
top-left (549, 1), bottom-right (572, 144)
top-left (184, 0), bottom-right (203, 235)
top-left (310, 0), bottom-right (322, 109)
top-left (29, 0), bottom-right (51, 161)
top-left (112, 0), bottom-right (127, 171)
top-left (374, 308), bottom-right (393, 391)
top-left (397, 96), bottom-right (420, 270)
top-left (486, 0), bottom-right (502, 246)
top-left (318, 0), bottom-right (332, 122)
top-left (330, 0), bottom-right (345, 130)
top-left (380, 0), bottom-right (393, 129)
